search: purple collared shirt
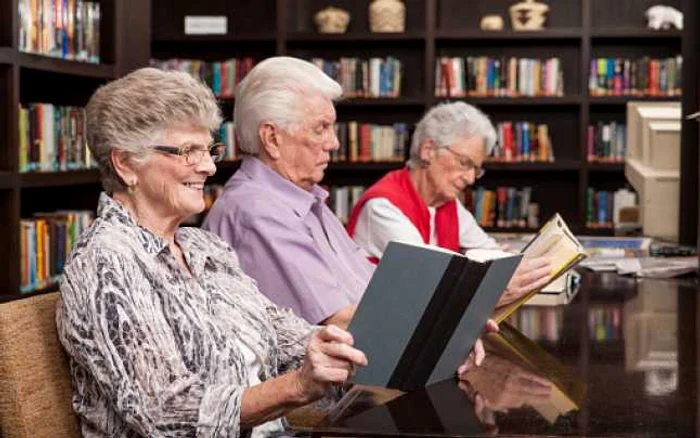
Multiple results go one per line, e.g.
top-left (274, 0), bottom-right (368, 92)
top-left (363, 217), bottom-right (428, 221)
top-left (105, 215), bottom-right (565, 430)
top-left (203, 157), bottom-right (374, 324)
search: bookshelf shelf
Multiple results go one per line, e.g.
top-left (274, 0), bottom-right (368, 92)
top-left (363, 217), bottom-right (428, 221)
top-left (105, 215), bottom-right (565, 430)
top-left (17, 53), bottom-right (116, 79)
top-left (18, 170), bottom-right (101, 188)
top-left (587, 163), bottom-right (625, 172)
top-left (152, 33), bottom-right (277, 43)
top-left (589, 96), bottom-right (680, 105)
top-left (329, 162), bottom-right (404, 172)
top-left (335, 98), bottom-right (425, 107)
top-left (484, 161), bottom-right (580, 171)
top-left (590, 29), bottom-right (682, 39)
top-left (287, 32), bottom-right (425, 43)
top-left (441, 96), bottom-right (582, 106)
top-left (0, 47), bottom-right (14, 64)
top-left (0, 172), bottom-right (16, 189)
top-left (435, 29), bottom-right (583, 41)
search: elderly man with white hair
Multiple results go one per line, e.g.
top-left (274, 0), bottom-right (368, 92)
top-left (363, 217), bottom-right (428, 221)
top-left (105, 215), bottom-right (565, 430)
top-left (347, 101), bottom-right (553, 306)
top-left (203, 56), bottom-right (373, 328)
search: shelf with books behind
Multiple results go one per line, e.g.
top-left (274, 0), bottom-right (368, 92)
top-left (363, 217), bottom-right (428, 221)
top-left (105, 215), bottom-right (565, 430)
top-left (590, 29), bottom-right (682, 40)
top-left (286, 32), bottom-right (426, 44)
top-left (435, 29), bottom-right (583, 42)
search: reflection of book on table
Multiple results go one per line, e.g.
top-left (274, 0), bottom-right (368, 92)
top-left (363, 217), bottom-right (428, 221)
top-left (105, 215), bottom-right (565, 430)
top-left (467, 213), bottom-right (587, 321)
top-left (348, 241), bottom-right (522, 392)
top-left (484, 322), bottom-right (585, 423)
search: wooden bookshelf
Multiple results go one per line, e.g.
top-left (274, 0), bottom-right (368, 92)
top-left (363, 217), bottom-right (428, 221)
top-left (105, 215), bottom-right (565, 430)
top-left (0, 0), bottom-right (150, 299)
top-left (1, 0), bottom-right (696, 301)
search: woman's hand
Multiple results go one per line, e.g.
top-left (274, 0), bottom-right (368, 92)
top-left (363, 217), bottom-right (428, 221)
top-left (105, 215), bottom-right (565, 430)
top-left (497, 256), bottom-right (553, 307)
top-left (294, 325), bottom-right (368, 404)
top-left (457, 319), bottom-right (499, 375)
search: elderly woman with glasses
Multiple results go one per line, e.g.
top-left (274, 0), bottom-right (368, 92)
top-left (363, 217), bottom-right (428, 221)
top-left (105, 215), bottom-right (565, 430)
top-left (347, 102), bottom-right (552, 306)
top-left (56, 67), bottom-right (368, 438)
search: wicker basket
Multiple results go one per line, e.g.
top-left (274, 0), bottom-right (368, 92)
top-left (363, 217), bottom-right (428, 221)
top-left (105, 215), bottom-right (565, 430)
top-left (369, 0), bottom-right (405, 33)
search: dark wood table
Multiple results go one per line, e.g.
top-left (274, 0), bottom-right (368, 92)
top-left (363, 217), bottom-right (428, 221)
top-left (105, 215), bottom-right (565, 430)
top-left (286, 271), bottom-right (699, 437)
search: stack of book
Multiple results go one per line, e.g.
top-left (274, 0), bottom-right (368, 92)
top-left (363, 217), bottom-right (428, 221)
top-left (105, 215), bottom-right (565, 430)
top-left (18, 0), bottom-right (101, 63)
top-left (586, 122), bottom-right (626, 162)
top-left (150, 58), bottom-right (256, 98)
top-left (333, 122), bottom-right (409, 163)
top-left (18, 103), bottom-right (92, 172)
top-left (468, 186), bottom-right (538, 229)
top-left (20, 211), bottom-right (93, 293)
top-left (311, 57), bottom-right (403, 98)
top-left (588, 56), bottom-right (682, 96)
top-left (491, 121), bottom-right (555, 162)
top-left (586, 187), bottom-right (637, 229)
top-left (435, 56), bottom-right (564, 98)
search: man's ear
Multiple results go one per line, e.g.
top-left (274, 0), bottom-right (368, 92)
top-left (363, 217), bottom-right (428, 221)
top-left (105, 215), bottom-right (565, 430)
top-left (110, 149), bottom-right (138, 186)
top-left (259, 123), bottom-right (281, 160)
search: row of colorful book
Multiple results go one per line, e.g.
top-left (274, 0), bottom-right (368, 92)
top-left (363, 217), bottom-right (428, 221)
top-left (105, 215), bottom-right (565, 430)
top-left (585, 187), bottom-right (637, 229)
top-left (327, 185), bottom-right (366, 224)
top-left (150, 58), bottom-right (256, 98)
top-left (332, 122), bottom-right (409, 163)
top-left (18, 103), bottom-right (94, 173)
top-left (467, 186), bottom-right (539, 229)
top-left (588, 56), bottom-right (682, 97)
top-left (18, 0), bottom-right (101, 63)
top-left (434, 56), bottom-right (564, 98)
top-left (311, 57), bottom-right (402, 98)
top-left (589, 306), bottom-right (622, 341)
top-left (586, 122), bottom-right (626, 162)
top-left (20, 211), bottom-right (93, 293)
top-left (217, 121), bottom-right (240, 162)
top-left (491, 121), bottom-right (555, 162)
top-left (504, 306), bottom-right (565, 342)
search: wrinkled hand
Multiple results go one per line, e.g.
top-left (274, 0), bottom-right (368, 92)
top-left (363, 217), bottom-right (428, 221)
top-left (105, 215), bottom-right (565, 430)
top-left (295, 325), bottom-right (368, 404)
top-left (498, 256), bottom-right (553, 307)
top-left (457, 319), bottom-right (499, 375)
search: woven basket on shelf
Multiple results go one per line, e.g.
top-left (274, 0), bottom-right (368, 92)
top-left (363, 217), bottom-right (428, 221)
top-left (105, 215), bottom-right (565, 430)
top-left (369, 0), bottom-right (405, 33)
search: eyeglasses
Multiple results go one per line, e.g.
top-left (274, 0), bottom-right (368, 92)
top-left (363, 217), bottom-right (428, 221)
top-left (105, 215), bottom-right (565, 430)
top-left (151, 142), bottom-right (226, 165)
top-left (442, 147), bottom-right (485, 179)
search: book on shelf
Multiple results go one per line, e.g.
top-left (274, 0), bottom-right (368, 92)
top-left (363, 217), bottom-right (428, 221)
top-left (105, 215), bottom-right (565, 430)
top-left (492, 121), bottom-right (555, 162)
top-left (311, 57), bottom-right (402, 98)
top-left (480, 321), bottom-right (585, 423)
top-left (467, 186), bottom-right (538, 229)
top-left (348, 241), bottom-right (522, 392)
top-left (466, 213), bottom-right (587, 323)
top-left (18, 0), bottom-right (101, 63)
top-left (435, 56), bottom-right (563, 98)
top-left (586, 122), bottom-right (626, 162)
top-left (586, 187), bottom-right (637, 229)
top-left (588, 56), bottom-right (682, 97)
top-left (333, 122), bottom-right (408, 163)
top-left (150, 58), bottom-right (256, 98)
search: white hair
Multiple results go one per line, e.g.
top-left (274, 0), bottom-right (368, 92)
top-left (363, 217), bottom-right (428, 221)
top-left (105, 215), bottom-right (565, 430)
top-left (408, 101), bottom-right (497, 168)
top-left (85, 67), bottom-right (221, 193)
top-left (234, 56), bottom-right (343, 154)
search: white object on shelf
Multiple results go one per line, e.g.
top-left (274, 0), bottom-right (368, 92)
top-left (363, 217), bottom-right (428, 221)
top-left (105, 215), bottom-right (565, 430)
top-left (184, 16), bottom-right (228, 35)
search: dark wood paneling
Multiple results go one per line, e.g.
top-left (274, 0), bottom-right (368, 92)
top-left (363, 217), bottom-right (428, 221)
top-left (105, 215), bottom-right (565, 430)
top-left (115, 0), bottom-right (151, 74)
top-left (0, 0), bottom-right (13, 48)
top-left (437, 0), bottom-right (581, 30)
top-left (0, 189), bottom-right (20, 297)
top-left (152, 0), bottom-right (277, 37)
top-left (17, 53), bottom-right (116, 78)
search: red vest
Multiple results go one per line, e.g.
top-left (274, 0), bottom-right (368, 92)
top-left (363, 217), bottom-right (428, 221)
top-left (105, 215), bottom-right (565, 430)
top-left (347, 168), bottom-right (460, 263)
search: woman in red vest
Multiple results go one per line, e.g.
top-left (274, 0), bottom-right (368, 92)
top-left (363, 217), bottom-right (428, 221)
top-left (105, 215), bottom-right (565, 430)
top-left (347, 102), bottom-right (552, 305)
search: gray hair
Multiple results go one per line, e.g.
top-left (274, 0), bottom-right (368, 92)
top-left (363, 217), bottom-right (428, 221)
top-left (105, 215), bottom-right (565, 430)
top-left (234, 56), bottom-right (343, 155)
top-left (408, 101), bottom-right (497, 168)
top-left (85, 67), bottom-right (222, 193)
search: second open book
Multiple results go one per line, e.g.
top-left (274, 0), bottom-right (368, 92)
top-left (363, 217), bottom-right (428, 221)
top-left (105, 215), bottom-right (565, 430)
top-left (467, 213), bottom-right (587, 322)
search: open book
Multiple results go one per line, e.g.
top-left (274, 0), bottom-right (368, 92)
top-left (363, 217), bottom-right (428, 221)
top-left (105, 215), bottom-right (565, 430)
top-left (348, 241), bottom-right (522, 392)
top-left (467, 213), bottom-right (587, 322)
top-left (481, 322), bottom-right (585, 423)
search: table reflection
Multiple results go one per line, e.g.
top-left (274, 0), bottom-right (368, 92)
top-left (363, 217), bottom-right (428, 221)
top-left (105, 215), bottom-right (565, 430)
top-left (287, 272), bottom-right (698, 437)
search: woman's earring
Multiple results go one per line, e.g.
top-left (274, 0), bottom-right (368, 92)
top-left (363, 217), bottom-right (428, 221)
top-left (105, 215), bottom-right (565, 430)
top-left (127, 180), bottom-right (138, 193)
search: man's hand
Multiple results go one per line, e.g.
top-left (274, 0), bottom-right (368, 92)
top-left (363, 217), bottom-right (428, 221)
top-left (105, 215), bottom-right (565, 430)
top-left (457, 319), bottom-right (499, 375)
top-left (497, 257), bottom-right (553, 307)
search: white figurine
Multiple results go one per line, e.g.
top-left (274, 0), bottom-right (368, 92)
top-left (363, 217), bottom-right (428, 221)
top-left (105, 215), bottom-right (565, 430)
top-left (645, 5), bottom-right (683, 30)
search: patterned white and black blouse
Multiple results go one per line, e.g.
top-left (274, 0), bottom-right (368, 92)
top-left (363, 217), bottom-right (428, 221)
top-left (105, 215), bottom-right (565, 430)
top-left (56, 193), bottom-right (313, 438)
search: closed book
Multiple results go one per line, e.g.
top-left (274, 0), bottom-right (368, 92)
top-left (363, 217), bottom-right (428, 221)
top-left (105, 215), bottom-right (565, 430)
top-left (349, 241), bottom-right (522, 392)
